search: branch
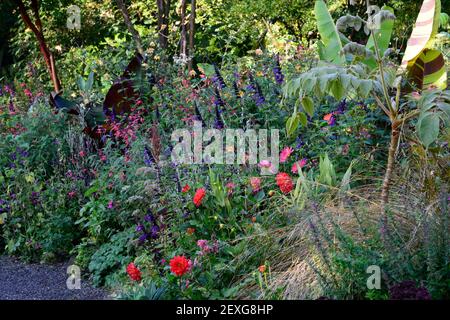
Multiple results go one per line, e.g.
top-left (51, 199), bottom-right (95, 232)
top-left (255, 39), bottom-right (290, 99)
top-left (179, 0), bottom-right (187, 58)
top-left (14, 0), bottom-right (61, 92)
top-left (188, 0), bottom-right (196, 71)
top-left (30, 0), bottom-right (43, 32)
top-left (373, 93), bottom-right (392, 118)
top-left (15, 0), bottom-right (41, 38)
top-left (116, 0), bottom-right (144, 56)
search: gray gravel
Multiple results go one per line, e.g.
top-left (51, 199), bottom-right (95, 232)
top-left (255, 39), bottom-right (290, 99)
top-left (0, 256), bottom-right (110, 300)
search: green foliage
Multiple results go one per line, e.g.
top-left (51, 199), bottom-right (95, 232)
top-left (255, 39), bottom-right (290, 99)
top-left (88, 229), bottom-right (136, 286)
top-left (117, 281), bottom-right (168, 300)
top-left (0, 0), bottom-right (449, 302)
top-left (365, 6), bottom-right (395, 69)
top-left (415, 89), bottom-right (450, 148)
top-left (314, 0), bottom-right (344, 65)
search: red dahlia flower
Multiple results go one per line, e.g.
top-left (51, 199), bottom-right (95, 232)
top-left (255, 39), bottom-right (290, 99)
top-left (276, 172), bottom-right (294, 194)
top-left (169, 256), bottom-right (191, 277)
top-left (193, 188), bottom-right (206, 207)
top-left (126, 262), bottom-right (142, 281)
top-left (182, 184), bottom-right (191, 193)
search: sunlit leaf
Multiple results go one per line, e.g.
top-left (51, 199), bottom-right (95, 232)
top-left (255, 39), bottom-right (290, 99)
top-left (314, 0), bottom-right (344, 65)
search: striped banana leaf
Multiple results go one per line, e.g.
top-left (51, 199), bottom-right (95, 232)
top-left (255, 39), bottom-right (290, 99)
top-left (401, 0), bottom-right (441, 70)
top-left (409, 49), bottom-right (447, 90)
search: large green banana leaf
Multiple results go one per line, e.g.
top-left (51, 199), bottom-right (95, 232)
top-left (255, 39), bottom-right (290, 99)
top-left (365, 6), bottom-right (395, 69)
top-left (314, 0), bottom-right (344, 65)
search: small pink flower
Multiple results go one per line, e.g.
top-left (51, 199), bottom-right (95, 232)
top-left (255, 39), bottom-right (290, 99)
top-left (79, 151), bottom-right (86, 157)
top-left (197, 239), bottom-right (212, 255)
top-left (67, 191), bottom-right (77, 199)
top-left (226, 182), bottom-right (235, 189)
top-left (258, 160), bottom-right (272, 168)
top-left (291, 158), bottom-right (307, 173)
top-left (225, 182), bottom-right (235, 195)
top-left (280, 147), bottom-right (294, 163)
top-left (411, 91), bottom-right (421, 100)
top-left (24, 89), bottom-right (33, 98)
top-left (197, 239), bottom-right (208, 249)
top-left (249, 177), bottom-right (261, 192)
top-left (107, 200), bottom-right (114, 209)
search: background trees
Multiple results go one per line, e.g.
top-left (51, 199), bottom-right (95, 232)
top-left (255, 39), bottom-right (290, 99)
top-left (2, 0), bottom-right (447, 90)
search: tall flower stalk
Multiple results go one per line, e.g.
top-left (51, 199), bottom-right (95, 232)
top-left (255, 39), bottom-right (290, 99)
top-left (247, 73), bottom-right (265, 106)
top-left (213, 64), bottom-right (227, 89)
top-left (273, 54), bottom-right (284, 84)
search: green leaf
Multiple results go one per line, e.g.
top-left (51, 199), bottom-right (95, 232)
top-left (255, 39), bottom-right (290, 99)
top-left (340, 161), bottom-right (353, 192)
top-left (440, 12), bottom-right (449, 27)
top-left (317, 40), bottom-right (326, 60)
top-left (318, 153), bottom-right (336, 186)
top-left (330, 78), bottom-right (345, 100)
top-left (301, 97), bottom-right (315, 117)
top-left (437, 102), bottom-right (450, 123)
top-left (358, 80), bottom-right (373, 98)
top-left (222, 286), bottom-right (240, 298)
top-left (197, 63), bottom-right (216, 77)
top-left (85, 105), bottom-right (106, 128)
top-left (298, 112), bottom-right (308, 127)
top-left (84, 184), bottom-right (99, 197)
top-left (417, 112), bottom-right (440, 148)
top-left (286, 113), bottom-right (300, 137)
top-left (77, 76), bottom-right (85, 91)
top-left (86, 71), bottom-right (95, 92)
top-left (365, 6), bottom-right (395, 69)
top-left (314, 0), bottom-right (344, 65)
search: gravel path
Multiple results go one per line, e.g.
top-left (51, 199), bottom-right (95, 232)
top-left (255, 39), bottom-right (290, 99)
top-left (0, 256), bottom-right (110, 300)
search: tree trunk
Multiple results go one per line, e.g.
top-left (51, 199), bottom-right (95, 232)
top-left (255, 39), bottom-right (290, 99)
top-left (116, 0), bottom-right (144, 57)
top-left (179, 0), bottom-right (188, 60)
top-left (157, 0), bottom-right (171, 50)
top-left (15, 0), bottom-right (61, 93)
top-left (188, 0), bottom-right (196, 71)
top-left (381, 121), bottom-right (401, 207)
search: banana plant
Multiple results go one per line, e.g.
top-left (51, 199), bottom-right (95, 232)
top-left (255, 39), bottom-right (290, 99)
top-left (314, 0), bottom-right (395, 70)
top-left (315, 0), bottom-right (345, 65)
top-left (314, 0), bottom-right (446, 90)
top-left (284, 0), bottom-right (450, 213)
